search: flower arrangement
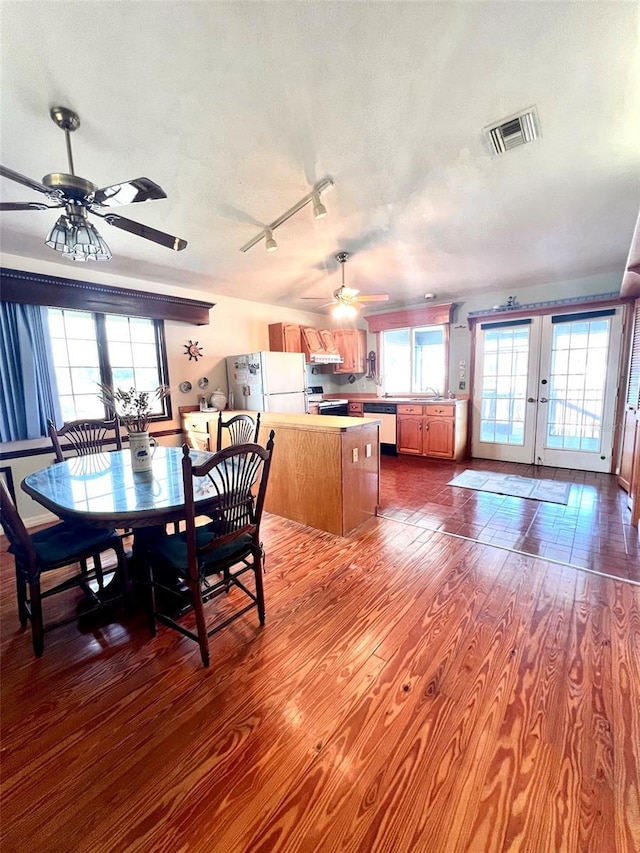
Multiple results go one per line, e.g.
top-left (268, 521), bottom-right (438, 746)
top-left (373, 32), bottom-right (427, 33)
top-left (97, 384), bottom-right (170, 433)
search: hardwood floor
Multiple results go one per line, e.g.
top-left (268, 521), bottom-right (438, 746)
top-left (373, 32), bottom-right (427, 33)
top-left (1, 462), bottom-right (639, 852)
top-left (379, 455), bottom-right (640, 583)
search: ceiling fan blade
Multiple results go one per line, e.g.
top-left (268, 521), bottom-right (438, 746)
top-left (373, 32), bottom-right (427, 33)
top-left (0, 201), bottom-right (63, 211)
top-left (93, 178), bottom-right (167, 207)
top-left (354, 294), bottom-right (390, 302)
top-left (92, 209), bottom-right (187, 251)
top-left (0, 165), bottom-right (62, 197)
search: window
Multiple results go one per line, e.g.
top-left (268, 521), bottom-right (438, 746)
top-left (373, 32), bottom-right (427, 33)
top-left (47, 308), bottom-right (171, 422)
top-left (381, 324), bottom-right (447, 394)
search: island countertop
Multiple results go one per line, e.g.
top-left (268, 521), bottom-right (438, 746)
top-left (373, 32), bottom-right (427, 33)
top-left (225, 410), bottom-right (382, 432)
top-left (181, 408), bottom-right (381, 536)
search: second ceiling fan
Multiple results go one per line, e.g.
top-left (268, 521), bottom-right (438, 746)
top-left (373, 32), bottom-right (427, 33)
top-left (304, 252), bottom-right (389, 313)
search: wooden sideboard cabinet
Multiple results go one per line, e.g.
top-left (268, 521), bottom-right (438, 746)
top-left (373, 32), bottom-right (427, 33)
top-left (268, 322), bottom-right (302, 353)
top-left (397, 400), bottom-right (468, 460)
top-left (182, 412), bottom-right (216, 451)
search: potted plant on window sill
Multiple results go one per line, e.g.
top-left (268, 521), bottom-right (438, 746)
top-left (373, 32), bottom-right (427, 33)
top-left (97, 384), bottom-right (169, 472)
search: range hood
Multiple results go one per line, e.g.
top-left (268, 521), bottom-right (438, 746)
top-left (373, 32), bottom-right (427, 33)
top-left (307, 351), bottom-right (342, 364)
top-left (301, 327), bottom-right (343, 364)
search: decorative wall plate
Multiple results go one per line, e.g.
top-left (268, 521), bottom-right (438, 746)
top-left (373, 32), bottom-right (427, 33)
top-left (179, 381), bottom-right (192, 393)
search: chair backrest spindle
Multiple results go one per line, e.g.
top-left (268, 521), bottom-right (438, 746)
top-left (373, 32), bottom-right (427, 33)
top-left (47, 418), bottom-right (123, 462)
top-left (216, 412), bottom-right (261, 452)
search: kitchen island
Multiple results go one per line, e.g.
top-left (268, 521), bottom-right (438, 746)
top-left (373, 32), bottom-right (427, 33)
top-left (181, 410), bottom-right (381, 536)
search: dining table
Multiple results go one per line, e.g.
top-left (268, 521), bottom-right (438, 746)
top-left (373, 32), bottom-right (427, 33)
top-left (21, 447), bottom-right (226, 601)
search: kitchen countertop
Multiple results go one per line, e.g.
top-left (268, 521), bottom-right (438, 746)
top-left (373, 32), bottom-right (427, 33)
top-left (224, 410), bottom-right (382, 432)
top-left (322, 396), bottom-right (467, 405)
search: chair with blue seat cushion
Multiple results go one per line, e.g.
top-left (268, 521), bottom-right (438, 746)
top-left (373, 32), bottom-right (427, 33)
top-left (0, 479), bottom-right (130, 657)
top-left (145, 431), bottom-right (275, 667)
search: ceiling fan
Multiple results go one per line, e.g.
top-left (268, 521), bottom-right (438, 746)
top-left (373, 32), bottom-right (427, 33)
top-left (304, 252), bottom-right (389, 313)
top-left (0, 106), bottom-right (187, 261)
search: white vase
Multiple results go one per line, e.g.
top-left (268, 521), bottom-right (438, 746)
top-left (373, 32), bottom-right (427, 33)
top-left (129, 431), bottom-right (157, 472)
top-left (375, 385), bottom-right (385, 398)
top-left (209, 389), bottom-right (227, 411)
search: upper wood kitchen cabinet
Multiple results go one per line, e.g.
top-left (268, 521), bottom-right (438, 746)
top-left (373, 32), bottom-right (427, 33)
top-left (300, 326), bottom-right (342, 364)
top-left (397, 401), bottom-right (468, 461)
top-left (268, 322), bottom-right (302, 353)
top-left (332, 329), bottom-right (367, 374)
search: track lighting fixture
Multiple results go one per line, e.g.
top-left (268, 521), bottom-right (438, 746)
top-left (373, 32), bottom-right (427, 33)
top-left (311, 191), bottom-right (327, 220)
top-left (239, 177), bottom-right (333, 253)
top-left (264, 229), bottom-right (278, 253)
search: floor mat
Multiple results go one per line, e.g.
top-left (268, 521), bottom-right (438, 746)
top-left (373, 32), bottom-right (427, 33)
top-left (447, 469), bottom-right (571, 504)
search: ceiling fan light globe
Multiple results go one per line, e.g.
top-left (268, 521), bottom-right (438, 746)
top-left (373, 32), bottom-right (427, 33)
top-left (45, 216), bottom-right (72, 252)
top-left (333, 302), bottom-right (357, 319)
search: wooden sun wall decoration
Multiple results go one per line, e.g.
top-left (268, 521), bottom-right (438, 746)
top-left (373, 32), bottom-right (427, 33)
top-left (184, 340), bottom-right (203, 361)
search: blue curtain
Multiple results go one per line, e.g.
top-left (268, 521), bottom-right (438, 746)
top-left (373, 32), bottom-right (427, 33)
top-left (0, 302), bottom-right (62, 441)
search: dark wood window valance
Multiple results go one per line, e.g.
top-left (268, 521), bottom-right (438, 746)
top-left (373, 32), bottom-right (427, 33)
top-left (365, 302), bottom-right (454, 333)
top-left (0, 267), bottom-right (214, 325)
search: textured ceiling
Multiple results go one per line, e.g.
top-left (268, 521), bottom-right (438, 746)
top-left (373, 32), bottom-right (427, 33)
top-left (1, 1), bottom-right (638, 314)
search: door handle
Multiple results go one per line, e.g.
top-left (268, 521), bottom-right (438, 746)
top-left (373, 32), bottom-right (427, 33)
top-left (539, 397), bottom-right (548, 403)
top-left (527, 397), bottom-right (536, 403)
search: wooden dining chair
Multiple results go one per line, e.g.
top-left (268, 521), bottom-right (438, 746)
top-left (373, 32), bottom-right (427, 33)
top-left (145, 431), bottom-right (275, 667)
top-left (47, 417), bottom-right (123, 461)
top-left (47, 416), bottom-right (135, 542)
top-left (216, 412), bottom-right (261, 451)
top-left (0, 479), bottom-right (130, 656)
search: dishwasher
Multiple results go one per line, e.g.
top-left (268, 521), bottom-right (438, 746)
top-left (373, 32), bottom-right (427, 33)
top-left (363, 402), bottom-right (397, 455)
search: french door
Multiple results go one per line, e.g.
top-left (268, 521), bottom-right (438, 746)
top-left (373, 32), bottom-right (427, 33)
top-left (472, 308), bottom-right (623, 472)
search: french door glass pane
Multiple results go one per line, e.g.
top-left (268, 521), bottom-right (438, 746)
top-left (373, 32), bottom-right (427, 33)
top-left (479, 326), bottom-right (529, 445)
top-left (546, 318), bottom-right (610, 451)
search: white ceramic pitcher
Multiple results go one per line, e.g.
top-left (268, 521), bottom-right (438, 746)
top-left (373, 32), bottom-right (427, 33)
top-left (129, 431), bottom-right (157, 472)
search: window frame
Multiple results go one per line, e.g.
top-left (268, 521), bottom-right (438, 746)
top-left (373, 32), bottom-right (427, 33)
top-left (380, 323), bottom-right (450, 395)
top-left (49, 308), bottom-right (172, 424)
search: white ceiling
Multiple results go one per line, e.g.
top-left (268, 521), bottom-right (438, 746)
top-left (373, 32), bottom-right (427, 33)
top-left (1, 1), bottom-right (639, 314)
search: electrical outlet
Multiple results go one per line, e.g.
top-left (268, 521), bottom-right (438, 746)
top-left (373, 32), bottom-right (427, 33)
top-left (458, 380), bottom-right (466, 390)
top-left (352, 447), bottom-right (359, 463)
top-left (365, 443), bottom-right (372, 458)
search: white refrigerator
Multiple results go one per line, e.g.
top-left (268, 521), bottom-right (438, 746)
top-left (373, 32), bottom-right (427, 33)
top-left (226, 351), bottom-right (307, 413)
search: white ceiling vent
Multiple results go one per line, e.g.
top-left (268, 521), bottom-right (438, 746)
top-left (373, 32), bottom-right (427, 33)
top-left (484, 107), bottom-right (539, 156)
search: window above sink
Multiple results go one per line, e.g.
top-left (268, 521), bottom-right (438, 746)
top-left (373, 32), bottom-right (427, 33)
top-left (379, 324), bottom-right (448, 397)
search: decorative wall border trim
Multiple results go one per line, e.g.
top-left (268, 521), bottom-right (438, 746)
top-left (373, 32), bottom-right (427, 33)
top-left (0, 267), bottom-right (214, 325)
top-left (467, 291), bottom-right (622, 323)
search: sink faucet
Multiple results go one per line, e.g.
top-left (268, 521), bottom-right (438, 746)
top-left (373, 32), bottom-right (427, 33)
top-left (423, 387), bottom-right (440, 398)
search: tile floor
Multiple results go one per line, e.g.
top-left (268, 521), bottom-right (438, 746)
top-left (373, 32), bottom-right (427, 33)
top-left (378, 454), bottom-right (639, 583)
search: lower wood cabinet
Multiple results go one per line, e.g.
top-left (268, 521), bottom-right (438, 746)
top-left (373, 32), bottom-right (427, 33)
top-left (397, 401), bottom-right (468, 461)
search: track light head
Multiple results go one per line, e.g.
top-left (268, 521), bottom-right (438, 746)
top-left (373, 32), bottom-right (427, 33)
top-left (264, 229), bottom-right (278, 253)
top-left (312, 191), bottom-right (327, 220)
top-left (238, 177), bottom-right (333, 253)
